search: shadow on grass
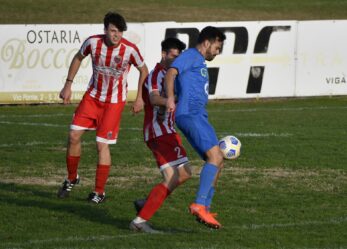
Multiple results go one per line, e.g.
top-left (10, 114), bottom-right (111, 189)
top-left (0, 182), bottom-right (130, 231)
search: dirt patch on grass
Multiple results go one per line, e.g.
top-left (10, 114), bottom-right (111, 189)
top-left (1, 165), bottom-right (345, 193)
top-left (224, 167), bottom-right (347, 193)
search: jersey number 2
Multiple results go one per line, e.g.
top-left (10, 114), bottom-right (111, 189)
top-left (174, 146), bottom-right (183, 158)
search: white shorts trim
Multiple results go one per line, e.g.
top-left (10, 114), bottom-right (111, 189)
top-left (96, 136), bottom-right (117, 144)
top-left (70, 124), bottom-right (96, 131)
top-left (177, 162), bottom-right (188, 168)
top-left (159, 157), bottom-right (189, 172)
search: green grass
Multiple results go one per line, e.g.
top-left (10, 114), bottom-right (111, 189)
top-left (1, 0), bottom-right (347, 24)
top-left (0, 97), bottom-right (346, 249)
top-left (1, 1), bottom-right (347, 248)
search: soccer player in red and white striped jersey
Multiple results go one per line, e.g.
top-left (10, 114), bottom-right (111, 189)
top-left (142, 63), bottom-right (176, 142)
top-left (80, 33), bottom-right (145, 104)
top-left (58, 12), bottom-right (148, 204)
top-left (130, 38), bottom-right (191, 233)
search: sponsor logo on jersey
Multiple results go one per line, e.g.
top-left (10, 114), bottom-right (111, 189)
top-left (114, 55), bottom-right (122, 64)
top-left (201, 68), bottom-right (208, 77)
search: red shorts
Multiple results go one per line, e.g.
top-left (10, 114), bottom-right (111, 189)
top-left (71, 94), bottom-right (125, 144)
top-left (146, 133), bottom-right (188, 171)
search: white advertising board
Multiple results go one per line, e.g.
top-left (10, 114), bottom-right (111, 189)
top-left (0, 20), bottom-right (346, 104)
top-left (0, 24), bottom-right (144, 103)
top-left (295, 20), bottom-right (347, 96)
top-left (144, 21), bottom-right (297, 99)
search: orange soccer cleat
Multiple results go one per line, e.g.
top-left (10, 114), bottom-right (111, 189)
top-left (189, 203), bottom-right (221, 229)
top-left (209, 212), bottom-right (218, 218)
top-left (206, 206), bottom-right (218, 217)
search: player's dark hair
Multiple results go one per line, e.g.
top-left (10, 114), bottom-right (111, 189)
top-left (161, 37), bottom-right (186, 53)
top-left (104, 11), bottom-right (127, 32)
top-left (197, 26), bottom-right (226, 44)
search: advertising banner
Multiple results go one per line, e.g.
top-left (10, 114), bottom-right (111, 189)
top-left (0, 24), bottom-right (144, 103)
top-left (144, 21), bottom-right (297, 99)
top-left (0, 20), bottom-right (346, 104)
top-left (295, 20), bottom-right (347, 96)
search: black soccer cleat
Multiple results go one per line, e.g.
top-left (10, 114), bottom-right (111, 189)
top-left (133, 198), bottom-right (147, 214)
top-left (57, 175), bottom-right (80, 198)
top-left (87, 192), bottom-right (106, 204)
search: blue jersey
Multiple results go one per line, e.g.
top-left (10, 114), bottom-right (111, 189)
top-left (170, 48), bottom-right (209, 117)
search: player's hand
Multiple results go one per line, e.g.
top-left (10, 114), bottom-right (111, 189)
top-left (59, 83), bottom-right (72, 104)
top-left (131, 97), bottom-right (144, 114)
top-left (157, 106), bottom-right (166, 122)
top-left (166, 96), bottom-right (175, 113)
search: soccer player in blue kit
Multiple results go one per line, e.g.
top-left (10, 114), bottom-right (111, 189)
top-left (165, 26), bottom-right (226, 229)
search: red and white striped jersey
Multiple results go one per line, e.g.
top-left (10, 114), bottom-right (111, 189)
top-left (143, 63), bottom-right (176, 142)
top-left (80, 35), bottom-right (145, 103)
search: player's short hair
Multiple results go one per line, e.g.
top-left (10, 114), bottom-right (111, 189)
top-left (161, 37), bottom-right (186, 53)
top-left (197, 26), bottom-right (226, 44)
top-left (104, 11), bottom-right (127, 32)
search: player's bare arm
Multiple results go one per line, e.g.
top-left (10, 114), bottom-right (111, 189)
top-left (150, 91), bottom-right (167, 122)
top-left (59, 52), bottom-right (84, 104)
top-left (164, 68), bottom-right (178, 113)
top-left (132, 64), bottom-right (149, 114)
top-left (149, 91), bottom-right (167, 107)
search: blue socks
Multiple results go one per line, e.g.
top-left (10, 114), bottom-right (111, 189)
top-left (205, 186), bottom-right (215, 210)
top-left (195, 163), bottom-right (218, 205)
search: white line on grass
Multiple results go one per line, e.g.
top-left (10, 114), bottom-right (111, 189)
top-left (0, 132), bottom-right (287, 148)
top-left (2, 233), bottom-right (147, 247)
top-left (209, 105), bottom-right (347, 113)
top-left (0, 139), bottom-right (143, 148)
top-left (217, 132), bottom-right (292, 137)
top-left (0, 120), bottom-right (290, 137)
top-left (233, 216), bottom-right (347, 230)
top-left (236, 132), bottom-right (292, 137)
top-left (0, 141), bottom-right (95, 148)
top-left (0, 121), bottom-right (142, 131)
top-left (0, 121), bottom-right (66, 127)
top-left (0, 105), bottom-right (346, 119)
top-left (0, 113), bottom-right (70, 118)
top-left (2, 216), bottom-right (346, 247)
top-left (0, 141), bottom-right (52, 148)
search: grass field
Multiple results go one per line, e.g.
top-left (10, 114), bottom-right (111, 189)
top-left (1, 0), bottom-right (347, 23)
top-left (0, 97), bottom-right (346, 249)
top-left (1, 1), bottom-right (347, 248)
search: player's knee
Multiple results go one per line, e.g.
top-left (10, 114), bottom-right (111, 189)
top-left (217, 155), bottom-right (224, 168)
top-left (220, 161), bottom-right (224, 169)
top-left (96, 142), bottom-right (109, 153)
top-left (179, 171), bottom-right (191, 183)
top-left (208, 150), bottom-right (224, 168)
top-left (164, 165), bottom-right (191, 190)
top-left (164, 178), bottom-right (179, 192)
top-left (178, 164), bottom-right (192, 184)
top-left (69, 130), bottom-right (81, 145)
top-left (206, 146), bottom-right (224, 167)
top-left (215, 148), bottom-right (224, 166)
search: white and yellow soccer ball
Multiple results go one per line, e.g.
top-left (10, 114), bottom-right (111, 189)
top-left (219, 135), bottom-right (241, 160)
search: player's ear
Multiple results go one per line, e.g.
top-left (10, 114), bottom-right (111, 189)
top-left (161, 50), bottom-right (167, 59)
top-left (203, 40), bottom-right (211, 49)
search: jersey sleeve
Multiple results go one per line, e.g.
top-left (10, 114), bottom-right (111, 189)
top-left (129, 45), bottom-right (145, 68)
top-left (170, 51), bottom-right (192, 75)
top-left (79, 37), bottom-right (92, 57)
top-left (146, 68), bottom-right (164, 94)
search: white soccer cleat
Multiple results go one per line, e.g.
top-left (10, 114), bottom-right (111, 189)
top-left (129, 221), bottom-right (162, 234)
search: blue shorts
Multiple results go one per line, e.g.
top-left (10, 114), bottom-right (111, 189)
top-left (176, 113), bottom-right (219, 160)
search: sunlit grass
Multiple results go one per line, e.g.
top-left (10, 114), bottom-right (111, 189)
top-left (0, 97), bottom-right (346, 248)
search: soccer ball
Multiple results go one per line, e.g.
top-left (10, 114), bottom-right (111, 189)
top-left (219, 135), bottom-right (241, 160)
